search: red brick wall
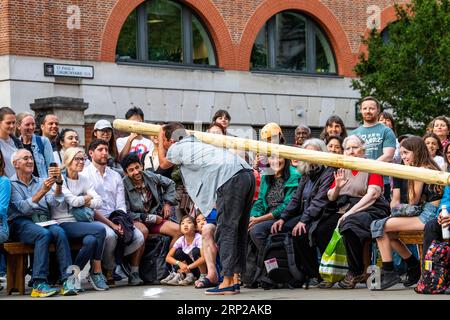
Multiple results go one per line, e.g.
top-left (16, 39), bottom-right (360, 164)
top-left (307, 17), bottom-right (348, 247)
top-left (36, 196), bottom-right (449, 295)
top-left (0, 0), bottom-right (408, 75)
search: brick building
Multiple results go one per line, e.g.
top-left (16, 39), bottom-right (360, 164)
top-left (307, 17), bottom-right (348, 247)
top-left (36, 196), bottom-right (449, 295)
top-left (0, 0), bottom-right (406, 144)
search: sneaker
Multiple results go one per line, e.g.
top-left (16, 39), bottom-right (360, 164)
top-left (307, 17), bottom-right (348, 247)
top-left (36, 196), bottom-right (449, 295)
top-left (128, 272), bottom-right (144, 286)
top-left (403, 263), bottom-right (421, 287)
top-left (30, 282), bottom-right (59, 298)
top-left (0, 275), bottom-right (6, 283)
top-left (167, 273), bottom-right (184, 285)
top-left (88, 273), bottom-right (110, 291)
top-left (160, 272), bottom-right (176, 285)
top-left (178, 273), bottom-right (195, 286)
top-left (307, 278), bottom-right (320, 288)
top-left (60, 280), bottom-right (77, 296)
top-left (374, 270), bottom-right (401, 290)
top-left (337, 272), bottom-right (366, 289)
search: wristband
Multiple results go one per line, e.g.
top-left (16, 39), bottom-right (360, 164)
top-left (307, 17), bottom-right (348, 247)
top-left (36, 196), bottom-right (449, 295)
top-left (55, 180), bottom-right (63, 185)
top-left (176, 260), bottom-right (180, 266)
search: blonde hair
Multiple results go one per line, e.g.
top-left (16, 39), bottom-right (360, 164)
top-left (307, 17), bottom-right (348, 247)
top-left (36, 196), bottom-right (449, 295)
top-left (62, 147), bottom-right (85, 170)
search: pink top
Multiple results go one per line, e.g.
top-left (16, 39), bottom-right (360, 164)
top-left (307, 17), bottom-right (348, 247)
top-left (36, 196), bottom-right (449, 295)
top-left (173, 232), bottom-right (202, 259)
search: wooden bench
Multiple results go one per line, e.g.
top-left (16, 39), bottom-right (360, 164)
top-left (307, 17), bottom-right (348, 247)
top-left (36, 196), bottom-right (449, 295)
top-left (0, 242), bottom-right (81, 295)
top-left (398, 231), bottom-right (424, 264)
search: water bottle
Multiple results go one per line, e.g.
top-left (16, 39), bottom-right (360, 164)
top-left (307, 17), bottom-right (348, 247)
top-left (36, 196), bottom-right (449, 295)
top-left (442, 205), bottom-right (450, 240)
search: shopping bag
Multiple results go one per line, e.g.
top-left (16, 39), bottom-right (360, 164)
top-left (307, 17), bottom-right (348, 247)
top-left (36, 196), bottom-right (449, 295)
top-left (319, 228), bottom-right (349, 283)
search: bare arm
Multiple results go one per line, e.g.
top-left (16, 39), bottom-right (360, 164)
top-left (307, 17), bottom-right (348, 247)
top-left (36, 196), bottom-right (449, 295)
top-left (158, 130), bottom-right (175, 170)
top-left (346, 185), bottom-right (382, 215)
top-left (119, 133), bottom-right (139, 160)
top-left (409, 180), bottom-right (424, 205)
top-left (377, 147), bottom-right (395, 163)
top-left (391, 188), bottom-right (401, 208)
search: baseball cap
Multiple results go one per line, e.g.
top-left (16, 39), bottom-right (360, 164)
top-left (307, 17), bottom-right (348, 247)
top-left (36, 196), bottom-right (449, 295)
top-left (260, 123), bottom-right (283, 141)
top-left (94, 119), bottom-right (112, 130)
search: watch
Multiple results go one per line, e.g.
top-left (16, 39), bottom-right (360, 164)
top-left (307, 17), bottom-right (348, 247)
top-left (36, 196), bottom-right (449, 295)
top-left (55, 180), bottom-right (63, 185)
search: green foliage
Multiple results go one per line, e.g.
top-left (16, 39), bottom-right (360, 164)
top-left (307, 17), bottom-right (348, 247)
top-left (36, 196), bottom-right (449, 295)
top-left (352, 0), bottom-right (450, 135)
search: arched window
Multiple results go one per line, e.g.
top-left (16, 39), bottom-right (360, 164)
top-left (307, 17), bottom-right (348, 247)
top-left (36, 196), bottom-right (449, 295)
top-left (250, 11), bottom-right (336, 74)
top-left (116, 0), bottom-right (216, 66)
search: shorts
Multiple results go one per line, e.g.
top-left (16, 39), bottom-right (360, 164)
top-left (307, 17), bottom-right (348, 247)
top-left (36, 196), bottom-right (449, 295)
top-left (147, 219), bottom-right (168, 234)
top-left (206, 208), bottom-right (217, 225)
top-left (418, 202), bottom-right (439, 224)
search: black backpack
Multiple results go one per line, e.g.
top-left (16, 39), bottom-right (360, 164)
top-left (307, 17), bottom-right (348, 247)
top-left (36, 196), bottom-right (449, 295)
top-left (254, 232), bottom-right (307, 289)
top-left (139, 235), bottom-right (171, 284)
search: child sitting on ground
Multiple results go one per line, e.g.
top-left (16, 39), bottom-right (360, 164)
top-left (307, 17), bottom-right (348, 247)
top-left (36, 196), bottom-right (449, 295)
top-left (162, 215), bottom-right (206, 285)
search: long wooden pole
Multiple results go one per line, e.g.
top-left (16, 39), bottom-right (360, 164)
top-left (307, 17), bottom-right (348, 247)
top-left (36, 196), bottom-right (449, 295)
top-left (113, 119), bottom-right (450, 186)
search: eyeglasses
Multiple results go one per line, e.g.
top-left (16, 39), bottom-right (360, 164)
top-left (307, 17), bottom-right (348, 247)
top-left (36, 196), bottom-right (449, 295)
top-left (72, 157), bottom-right (85, 162)
top-left (97, 129), bottom-right (112, 134)
top-left (18, 156), bottom-right (33, 161)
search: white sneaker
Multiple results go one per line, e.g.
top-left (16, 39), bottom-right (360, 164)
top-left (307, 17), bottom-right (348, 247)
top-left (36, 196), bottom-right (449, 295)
top-left (160, 272), bottom-right (176, 285)
top-left (178, 273), bottom-right (195, 286)
top-left (167, 273), bottom-right (184, 285)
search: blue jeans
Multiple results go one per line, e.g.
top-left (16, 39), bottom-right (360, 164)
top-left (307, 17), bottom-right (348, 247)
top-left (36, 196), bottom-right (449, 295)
top-left (11, 217), bottom-right (72, 282)
top-left (59, 221), bottom-right (106, 269)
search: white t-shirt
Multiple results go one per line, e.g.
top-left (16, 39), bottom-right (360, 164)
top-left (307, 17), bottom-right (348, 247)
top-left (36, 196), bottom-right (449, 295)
top-left (434, 155), bottom-right (446, 171)
top-left (116, 136), bottom-right (154, 158)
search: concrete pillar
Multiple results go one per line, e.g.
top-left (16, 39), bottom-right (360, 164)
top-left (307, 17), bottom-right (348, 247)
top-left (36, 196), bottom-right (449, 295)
top-left (30, 97), bottom-right (89, 146)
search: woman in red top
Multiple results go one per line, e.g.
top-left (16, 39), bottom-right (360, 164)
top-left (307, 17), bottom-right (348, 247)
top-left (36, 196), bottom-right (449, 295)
top-left (327, 135), bottom-right (389, 289)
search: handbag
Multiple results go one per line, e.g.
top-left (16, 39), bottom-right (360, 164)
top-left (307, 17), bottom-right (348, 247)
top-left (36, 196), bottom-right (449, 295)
top-left (70, 206), bottom-right (94, 222)
top-left (319, 228), bottom-right (349, 283)
top-left (390, 204), bottom-right (422, 217)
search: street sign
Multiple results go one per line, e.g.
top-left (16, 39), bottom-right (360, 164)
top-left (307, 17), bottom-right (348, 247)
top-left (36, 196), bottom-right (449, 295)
top-left (44, 63), bottom-right (94, 79)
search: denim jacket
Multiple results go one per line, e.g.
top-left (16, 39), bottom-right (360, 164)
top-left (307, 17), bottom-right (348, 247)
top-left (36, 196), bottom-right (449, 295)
top-left (23, 135), bottom-right (54, 178)
top-left (123, 170), bottom-right (176, 222)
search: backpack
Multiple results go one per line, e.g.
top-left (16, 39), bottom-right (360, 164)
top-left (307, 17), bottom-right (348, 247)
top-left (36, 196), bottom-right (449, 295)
top-left (138, 235), bottom-right (171, 284)
top-left (254, 232), bottom-right (307, 289)
top-left (415, 240), bottom-right (450, 294)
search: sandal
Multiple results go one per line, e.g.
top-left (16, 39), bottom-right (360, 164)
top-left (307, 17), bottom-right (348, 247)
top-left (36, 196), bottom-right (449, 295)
top-left (194, 277), bottom-right (218, 289)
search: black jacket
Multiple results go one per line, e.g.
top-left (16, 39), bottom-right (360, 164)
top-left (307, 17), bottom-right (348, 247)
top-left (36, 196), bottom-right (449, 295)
top-left (280, 166), bottom-right (337, 245)
top-left (109, 210), bottom-right (135, 262)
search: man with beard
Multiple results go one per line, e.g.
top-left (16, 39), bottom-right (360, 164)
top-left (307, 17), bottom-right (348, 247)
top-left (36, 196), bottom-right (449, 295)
top-left (351, 97), bottom-right (396, 201)
top-left (40, 114), bottom-right (59, 151)
top-left (266, 139), bottom-right (338, 283)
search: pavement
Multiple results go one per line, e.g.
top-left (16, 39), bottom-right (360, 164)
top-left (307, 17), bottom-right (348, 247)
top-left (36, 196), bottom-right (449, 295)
top-left (2, 277), bottom-right (450, 300)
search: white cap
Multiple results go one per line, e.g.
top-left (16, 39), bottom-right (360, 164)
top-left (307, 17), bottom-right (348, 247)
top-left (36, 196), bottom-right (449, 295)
top-left (94, 119), bottom-right (112, 130)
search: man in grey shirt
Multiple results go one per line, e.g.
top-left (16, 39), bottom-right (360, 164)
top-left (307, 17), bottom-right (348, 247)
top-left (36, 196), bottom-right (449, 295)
top-left (158, 123), bottom-right (255, 295)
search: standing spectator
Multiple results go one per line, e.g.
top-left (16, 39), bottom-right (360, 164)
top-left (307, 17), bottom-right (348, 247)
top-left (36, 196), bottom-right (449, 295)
top-left (40, 114), bottom-right (59, 151)
top-left (444, 143), bottom-right (450, 172)
top-left (52, 147), bottom-right (109, 291)
top-left (9, 149), bottom-right (75, 297)
top-left (352, 96), bottom-right (396, 201)
top-left (423, 132), bottom-right (446, 171)
top-left (378, 111), bottom-right (401, 164)
top-left (328, 135), bottom-right (390, 289)
top-left (83, 139), bottom-right (145, 286)
top-left (91, 120), bottom-right (122, 175)
top-left (427, 116), bottom-right (450, 150)
top-left (53, 129), bottom-right (80, 166)
top-left (212, 109), bottom-right (231, 134)
top-left (294, 125), bottom-right (311, 147)
top-left (370, 136), bottom-right (443, 290)
top-left (0, 107), bottom-right (21, 177)
top-left (16, 112), bottom-right (54, 178)
top-left (320, 115), bottom-right (348, 141)
top-left (158, 123), bottom-right (255, 295)
top-left (116, 107), bottom-right (154, 160)
top-left (325, 135), bottom-right (344, 154)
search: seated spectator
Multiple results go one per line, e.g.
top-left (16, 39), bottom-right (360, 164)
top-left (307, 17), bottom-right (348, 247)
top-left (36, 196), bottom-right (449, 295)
top-left (253, 139), bottom-right (337, 284)
top-left (427, 116), bottom-right (449, 150)
top-left (325, 135), bottom-right (344, 154)
top-left (53, 129), bottom-right (80, 166)
top-left (121, 153), bottom-right (181, 247)
top-left (422, 185), bottom-right (450, 264)
top-left (294, 125), bottom-right (311, 147)
top-left (16, 112), bottom-right (54, 178)
top-left (328, 135), bottom-right (390, 289)
top-left (444, 143), bottom-right (450, 173)
top-left (423, 132), bottom-right (446, 171)
top-left (320, 115), bottom-right (348, 141)
top-left (254, 123), bottom-right (285, 173)
top-left (370, 136), bottom-right (443, 290)
top-left (91, 120), bottom-right (123, 175)
top-left (0, 107), bottom-right (21, 177)
top-left (52, 147), bottom-right (108, 291)
top-left (116, 107), bottom-right (153, 160)
top-left (162, 215), bottom-right (206, 286)
top-left (8, 149), bottom-right (75, 297)
top-left (0, 149), bottom-right (10, 244)
top-left (378, 112), bottom-right (401, 163)
top-left (83, 139), bottom-right (145, 286)
top-left (39, 114), bottom-right (59, 151)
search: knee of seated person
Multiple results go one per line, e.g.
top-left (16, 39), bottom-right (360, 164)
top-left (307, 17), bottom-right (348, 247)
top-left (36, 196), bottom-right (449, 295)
top-left (134, 228), bottom-right (145, 245)
top-left (202, 224), bottom-right (215, 239)
top-left (83, 234), bottom-right (96, 247)
top-left (192, 247), bottom-right (201, 258)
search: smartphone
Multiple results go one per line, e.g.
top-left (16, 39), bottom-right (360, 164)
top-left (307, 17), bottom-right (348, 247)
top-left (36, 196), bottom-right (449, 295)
top-left (49, 162), bottom-right (57, 178)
